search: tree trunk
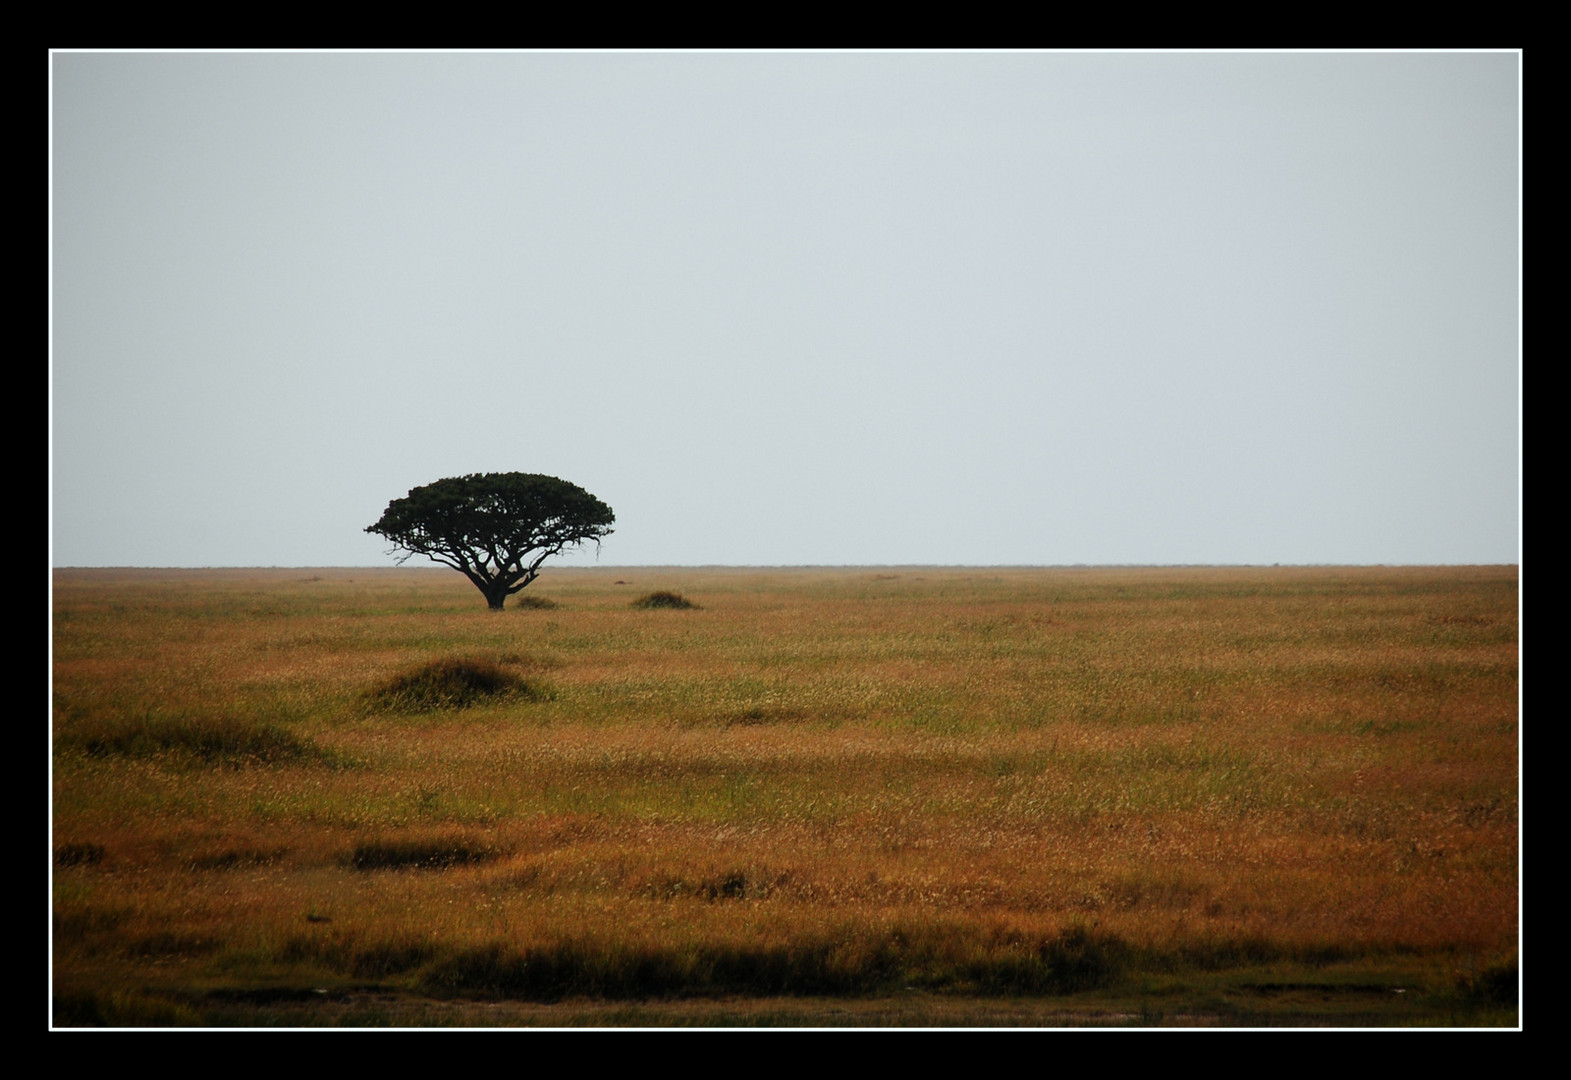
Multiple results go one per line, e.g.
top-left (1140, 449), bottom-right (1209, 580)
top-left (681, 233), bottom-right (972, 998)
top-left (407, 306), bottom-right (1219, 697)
top-left (483, 584), bottom-right (507, 611)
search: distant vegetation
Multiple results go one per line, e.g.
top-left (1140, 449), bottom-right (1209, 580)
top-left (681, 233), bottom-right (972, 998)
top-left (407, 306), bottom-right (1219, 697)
top-left (631, 590), bottom-right (698, 610)
top-left (52, 565), bottom-right (1518, 1027)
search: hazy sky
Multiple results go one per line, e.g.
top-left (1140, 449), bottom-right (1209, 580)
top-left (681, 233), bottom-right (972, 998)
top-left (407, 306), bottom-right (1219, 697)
top-left (51, 51), bottom-right (1519, 568)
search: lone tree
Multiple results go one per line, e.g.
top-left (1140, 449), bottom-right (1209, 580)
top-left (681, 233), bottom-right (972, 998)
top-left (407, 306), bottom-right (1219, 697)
top-left (365, 473), bottom-right (614, 610)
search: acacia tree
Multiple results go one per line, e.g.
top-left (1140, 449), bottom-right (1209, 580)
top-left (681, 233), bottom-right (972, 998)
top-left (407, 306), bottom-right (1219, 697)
top-left (365, 473), bottom-right (614, 610)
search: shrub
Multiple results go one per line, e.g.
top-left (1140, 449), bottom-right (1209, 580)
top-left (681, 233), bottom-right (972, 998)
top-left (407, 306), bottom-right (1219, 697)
top-left (631, 591), bottom-right (698, 610)
top-left (513, 595), bottom-right (558, 610)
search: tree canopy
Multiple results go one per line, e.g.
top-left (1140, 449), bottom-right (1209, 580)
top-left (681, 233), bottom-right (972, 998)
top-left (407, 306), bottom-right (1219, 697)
top-left (365, 473), bottom-right (614, 610)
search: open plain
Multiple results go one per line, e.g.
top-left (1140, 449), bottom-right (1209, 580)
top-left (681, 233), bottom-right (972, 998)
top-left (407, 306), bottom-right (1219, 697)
top-left (50, 565), bottom-right (1519, 1027)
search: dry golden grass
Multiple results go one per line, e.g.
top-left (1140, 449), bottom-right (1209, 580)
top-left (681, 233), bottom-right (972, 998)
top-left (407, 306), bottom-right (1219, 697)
top-left (52, 566), bottom-right (1518, 1026)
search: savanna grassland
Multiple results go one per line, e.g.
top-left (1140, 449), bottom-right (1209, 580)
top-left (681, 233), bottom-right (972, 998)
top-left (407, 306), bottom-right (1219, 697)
top-left (51, 566), bottom-right (1519, 1027)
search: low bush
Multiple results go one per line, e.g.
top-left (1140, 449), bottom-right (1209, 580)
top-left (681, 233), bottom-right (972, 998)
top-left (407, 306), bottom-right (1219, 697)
top-left (631, 591), bottom-right (698, 610)
top-left (364, 657), bottom-right (550, 712)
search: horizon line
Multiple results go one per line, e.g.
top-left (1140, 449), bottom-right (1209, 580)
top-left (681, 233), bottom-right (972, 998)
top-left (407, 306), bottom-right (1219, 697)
top-left (50, 561), bottom-right (1522, 571)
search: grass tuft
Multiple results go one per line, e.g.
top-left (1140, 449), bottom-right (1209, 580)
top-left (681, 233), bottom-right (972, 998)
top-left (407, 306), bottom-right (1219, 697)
top-left (55, 842), bottom-right (106, 868)
top-left (53, 988), bottom-right (203, 1028)
top-left (969, 925), bottom-right (1131, 995)
top-left (513, 595), bottom-right (559, 610)
top-left (414, 925), bottom-right (1138, 1002)
top-left (364, 657), bottom-right (551, 712)
top-left (58, 710), bottom-right (331, 767)
top-left (631, 591), bottom-right (699, 610)
top-left (188, 845), bottom-right (288, 871)
top-left (1458, 960), bottom-right (1518, 1006)
top-left (348, 835), bottom-right (505, 871)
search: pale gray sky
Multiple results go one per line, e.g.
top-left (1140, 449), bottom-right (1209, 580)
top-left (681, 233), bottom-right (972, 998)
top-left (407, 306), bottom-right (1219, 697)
top-left (50, 51), bottom-right (1520, 567)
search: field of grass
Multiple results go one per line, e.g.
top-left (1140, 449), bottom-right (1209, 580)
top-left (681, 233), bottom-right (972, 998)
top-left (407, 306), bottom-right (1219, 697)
top-left (51, 565), bottom-right (1519, 1027)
